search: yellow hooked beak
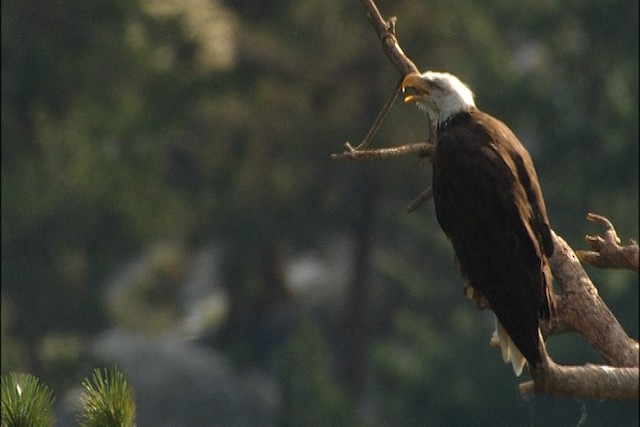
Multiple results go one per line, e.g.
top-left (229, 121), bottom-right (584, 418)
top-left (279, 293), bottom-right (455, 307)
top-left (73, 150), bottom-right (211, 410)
top-left (401, 73), bottom-right (430, 104)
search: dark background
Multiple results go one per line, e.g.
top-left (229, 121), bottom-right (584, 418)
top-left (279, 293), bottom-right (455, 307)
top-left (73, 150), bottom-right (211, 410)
top-left (2, 0), bottom-right (638, 425)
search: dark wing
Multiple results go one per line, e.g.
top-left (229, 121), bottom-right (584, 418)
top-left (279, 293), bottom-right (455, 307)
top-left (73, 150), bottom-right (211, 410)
top-left (509, 146), bottom-right (553, 258)
top-left (499, 136), bottom-right (556, 319)
top-left (432, 110), bottom-right (552, 366)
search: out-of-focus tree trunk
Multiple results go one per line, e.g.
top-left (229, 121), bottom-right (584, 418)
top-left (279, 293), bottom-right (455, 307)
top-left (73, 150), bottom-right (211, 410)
top-left (342, 170), bottom-right (377, 401)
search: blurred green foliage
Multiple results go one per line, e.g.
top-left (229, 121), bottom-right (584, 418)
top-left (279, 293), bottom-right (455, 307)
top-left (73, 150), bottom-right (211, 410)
top-left (2, 0), bottom-right (637, 425)
top-left (277, 318), bottom-right (353, 427)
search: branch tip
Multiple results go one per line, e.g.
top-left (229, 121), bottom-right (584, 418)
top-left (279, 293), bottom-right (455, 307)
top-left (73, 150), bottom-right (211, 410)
top-left (406, 188), bottom-right (433, 213)
top-left (576, 213), bottom-right (638, 271)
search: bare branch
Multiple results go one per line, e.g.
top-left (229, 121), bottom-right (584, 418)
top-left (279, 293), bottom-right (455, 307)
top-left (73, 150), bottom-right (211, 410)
top-left (512, 232), bottom-right (640, 400)
top-left (359, 0), bottom-right (420, 76)
top-left (525, 361), bottom-right (639, 401)
top-left (575, 213), bottom-right (639, 272)
top-left (406, 188), bottom-right (433, 213)
top-left (539, 295), bottom-right (576, 336)
top-left (548, 231), bottom-right (639, 367)
top-left (331, 1), bottom-right (423, 161)
top-left (331, 141), bottom-right (433, 161)
top-left (352, 79), bottom-right (404, 151)
top-left (466, 233), bottom-right (640, 399)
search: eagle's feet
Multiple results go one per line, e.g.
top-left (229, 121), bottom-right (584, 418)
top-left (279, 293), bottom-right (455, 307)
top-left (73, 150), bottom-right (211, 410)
top-left (464, 283), bottom-right (491, 310)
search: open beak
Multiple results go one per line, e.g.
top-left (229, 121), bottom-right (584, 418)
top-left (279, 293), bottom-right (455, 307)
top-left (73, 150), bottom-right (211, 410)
top-left (401, 73), bottom-right (430, 104)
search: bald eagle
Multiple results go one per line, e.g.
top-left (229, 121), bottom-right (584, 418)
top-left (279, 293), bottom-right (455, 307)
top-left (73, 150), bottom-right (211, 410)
top-left (402, 71), bottom-right (555, 376)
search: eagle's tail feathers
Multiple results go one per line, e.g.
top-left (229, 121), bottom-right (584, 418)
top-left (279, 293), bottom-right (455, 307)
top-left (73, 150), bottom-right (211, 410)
top-left (493, 318), bottom-right (527, 377)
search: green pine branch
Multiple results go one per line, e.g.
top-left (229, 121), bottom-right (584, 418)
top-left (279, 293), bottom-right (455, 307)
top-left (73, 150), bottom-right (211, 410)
top-left (1, 372), bottom-right (55, 427)
top-left (77, 367), bottom-right (136, 427)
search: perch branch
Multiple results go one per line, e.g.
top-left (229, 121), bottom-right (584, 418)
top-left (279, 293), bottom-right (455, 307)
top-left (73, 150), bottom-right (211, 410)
top-left (471, 229), bottom-right (639, 399)
top-left (547, 231), bottom-right (639, 368)
top-left (521, 231), bottom-right (639, 400)
top-left (523, 361), bottom-right (638, 401)
top-left (575, 213), bottom-right (639, 272)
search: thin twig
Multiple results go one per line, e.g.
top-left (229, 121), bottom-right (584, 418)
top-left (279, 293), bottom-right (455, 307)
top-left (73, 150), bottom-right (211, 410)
top-left (406, 188), bottom-right (433, 213)
top-left (353, 78), bottom-right (403, 150)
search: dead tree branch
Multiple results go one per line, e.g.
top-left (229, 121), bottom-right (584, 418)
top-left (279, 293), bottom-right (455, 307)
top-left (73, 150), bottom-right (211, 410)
top-left (337, 0), bottom-right (639, 400)
top-left (549, 232), bottom-right (639, 367)
top-left (523, 360), bottom-right (639, 400)
top-left (521, 232), bottom-right (639, 400)
top-left (331, 141), bottom-right (433, 161)
top-left (406, 187), bottom-right (434, 213)
top-left (350, 79), bottom-right (404, 151)
top-left (331, 1), bottom-right (423, 161)
top-left (359, 0), bottom-right (419, 77)
top-left (576, 213), bottom-right (639, 272)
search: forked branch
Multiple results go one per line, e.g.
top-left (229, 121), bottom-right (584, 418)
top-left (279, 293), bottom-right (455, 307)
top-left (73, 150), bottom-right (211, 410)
top-left (576, 213), bottom-right (639, 272)
top-left (331, 1), bottom-right (424, 161)
top-left (520, 232), bottom-right (639, 400)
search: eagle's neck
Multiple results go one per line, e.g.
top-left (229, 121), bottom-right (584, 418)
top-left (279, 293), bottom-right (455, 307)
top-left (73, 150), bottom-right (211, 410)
top-left (437, 108), bottom-right (475, 135)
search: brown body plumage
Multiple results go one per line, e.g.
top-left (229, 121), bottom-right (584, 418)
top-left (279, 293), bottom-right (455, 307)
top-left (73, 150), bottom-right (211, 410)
top-left (433, 108), bottom-right (554, 369)
top-left (403, 72), bottom-right (555, 373)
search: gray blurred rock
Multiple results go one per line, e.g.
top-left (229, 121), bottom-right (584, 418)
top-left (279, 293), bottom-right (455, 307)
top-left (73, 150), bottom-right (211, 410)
top-left (58, 330), bottom-right (278, 426)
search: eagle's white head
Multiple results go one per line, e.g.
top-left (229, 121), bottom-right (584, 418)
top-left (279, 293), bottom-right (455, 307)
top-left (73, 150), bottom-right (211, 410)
top-left (402, 71), bottom-right (475, 124)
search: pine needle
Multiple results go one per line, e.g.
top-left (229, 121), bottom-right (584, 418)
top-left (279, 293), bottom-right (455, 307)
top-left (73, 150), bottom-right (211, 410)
top-left (1, 372), bottom-right (55, 427)
top-left (77, 367), bottom-right (136, 427)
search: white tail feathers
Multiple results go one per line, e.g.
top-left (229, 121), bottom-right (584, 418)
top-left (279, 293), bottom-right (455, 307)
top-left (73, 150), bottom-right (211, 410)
top-left (492, 317), bottom-right (527, 376)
